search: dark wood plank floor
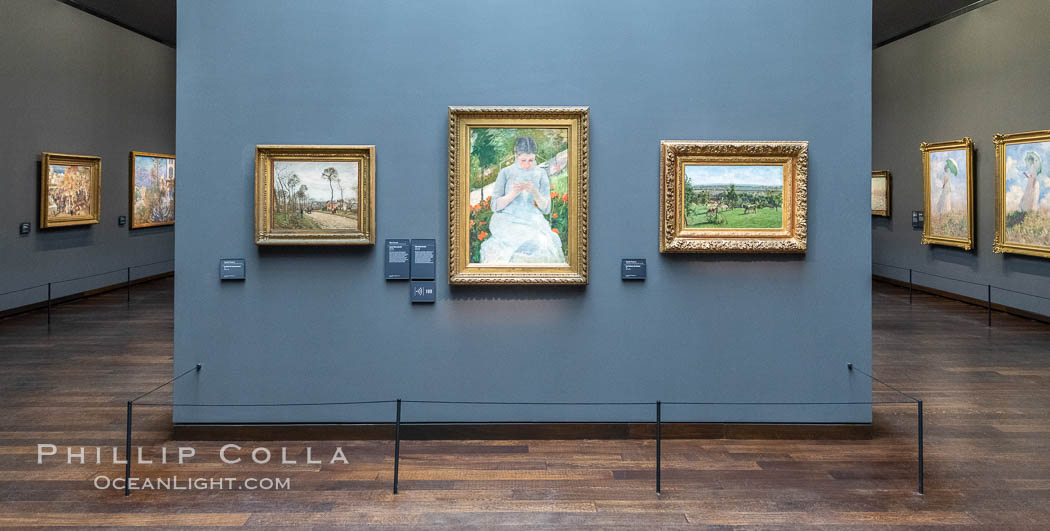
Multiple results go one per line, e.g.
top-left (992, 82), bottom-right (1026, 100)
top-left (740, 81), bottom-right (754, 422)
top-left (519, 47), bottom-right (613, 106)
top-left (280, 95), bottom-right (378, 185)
top-left (1, 277), bottom-right (1049, 528)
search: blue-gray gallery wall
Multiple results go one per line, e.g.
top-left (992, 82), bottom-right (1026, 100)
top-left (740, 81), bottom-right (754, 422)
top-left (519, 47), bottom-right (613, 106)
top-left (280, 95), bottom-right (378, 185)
top-left (175, 0), bottom-right (872, 423)
top-left (0, 0), bottom-right (175, 312)
top-left (873, 0), bottom-right (1050, 317)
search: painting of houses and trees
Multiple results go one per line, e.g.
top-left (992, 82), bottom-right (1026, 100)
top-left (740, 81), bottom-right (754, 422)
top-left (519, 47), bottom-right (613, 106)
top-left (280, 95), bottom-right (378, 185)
top-left (271, 160), bottom-right (359, 231)
top-left (131, 153), bottom-right (175, 228)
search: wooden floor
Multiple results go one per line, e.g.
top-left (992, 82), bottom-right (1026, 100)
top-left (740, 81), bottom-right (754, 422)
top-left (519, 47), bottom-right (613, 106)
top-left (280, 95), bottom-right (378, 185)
top-left (1, 277), bottom-right (1049, 528)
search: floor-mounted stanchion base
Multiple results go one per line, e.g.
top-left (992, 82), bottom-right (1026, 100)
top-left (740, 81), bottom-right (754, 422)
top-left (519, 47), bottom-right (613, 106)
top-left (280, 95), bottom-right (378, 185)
top-left (393, 399), bottom-right (401, 495)
top-left (125, 401), bottom-right (133, 497)
top-left (656, 400), bottom-right (662, 494)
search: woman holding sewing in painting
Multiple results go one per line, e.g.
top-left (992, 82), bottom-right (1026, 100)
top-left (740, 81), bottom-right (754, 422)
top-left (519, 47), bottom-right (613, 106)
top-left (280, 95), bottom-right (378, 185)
top-left (480, 136), bottom-right (566, 264)
top-left (935, 157), bottom-right (957, 216)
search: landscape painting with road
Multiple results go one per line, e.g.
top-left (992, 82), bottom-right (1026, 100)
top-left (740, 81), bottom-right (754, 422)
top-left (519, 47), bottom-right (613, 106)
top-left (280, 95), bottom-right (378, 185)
top-left (271, 160), bottom-right (359, 231)
top-left (683, 164), bottom-right (784, 229)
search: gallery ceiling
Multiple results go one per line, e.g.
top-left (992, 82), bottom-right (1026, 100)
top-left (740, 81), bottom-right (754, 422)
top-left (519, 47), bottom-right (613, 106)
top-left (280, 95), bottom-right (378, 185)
top-left (58, 0), bottom-right (994, 49)
top-left (58, 0), bottom-right (176, 47)
top-left (873, 0), bottom-right (991, 46)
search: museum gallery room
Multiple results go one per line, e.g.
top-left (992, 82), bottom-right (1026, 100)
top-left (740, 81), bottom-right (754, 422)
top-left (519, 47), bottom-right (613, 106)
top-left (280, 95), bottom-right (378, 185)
top-left (2, 0), bottom-right (1050, 528)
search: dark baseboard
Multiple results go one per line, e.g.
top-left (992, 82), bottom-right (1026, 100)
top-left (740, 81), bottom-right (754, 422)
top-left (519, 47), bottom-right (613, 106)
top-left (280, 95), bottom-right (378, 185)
top-left (0, 271), bottom-right (174, 321)
top-left (173, 422), bottom-right (873, 441)
top-left (873, 275), bottom-right (1050, 325)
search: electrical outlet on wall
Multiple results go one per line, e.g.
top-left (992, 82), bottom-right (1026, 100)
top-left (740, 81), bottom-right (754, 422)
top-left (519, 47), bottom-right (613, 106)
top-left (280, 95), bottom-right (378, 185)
top-left (19, 222), bottom-right (30, 235)
top-left (118, 215), bottom-right (127, 226)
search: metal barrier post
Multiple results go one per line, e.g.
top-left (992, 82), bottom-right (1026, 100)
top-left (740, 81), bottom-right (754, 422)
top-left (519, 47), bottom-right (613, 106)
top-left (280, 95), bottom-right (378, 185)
top-left (917, 400), bottom-right (924, 494)
top-left (125, 401), bottom-right (133, 496)
top-left (127, 267), bottom-right (131, 305)
top-left (656, 400), bottom-right (662, 494)
top-left (393, 398), bottom-right (401, 494)
top-left (987, 285), bottom-right (992, 327)
top-left (47, 282), bottom-right (52, 330)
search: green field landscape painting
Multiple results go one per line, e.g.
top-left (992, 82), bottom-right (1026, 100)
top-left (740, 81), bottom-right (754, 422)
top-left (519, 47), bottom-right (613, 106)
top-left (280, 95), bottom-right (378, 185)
top-left (683, 164), bottom-right (784, 229)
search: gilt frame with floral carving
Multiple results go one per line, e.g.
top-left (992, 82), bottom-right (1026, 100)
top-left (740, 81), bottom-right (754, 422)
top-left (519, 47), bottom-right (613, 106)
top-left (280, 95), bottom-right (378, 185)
top-left (448, 106), bottom-right (589, 284)
top-left (254, 145), bottom-right (375, 245)
top-left (659, 141), bottom-right (808, 253)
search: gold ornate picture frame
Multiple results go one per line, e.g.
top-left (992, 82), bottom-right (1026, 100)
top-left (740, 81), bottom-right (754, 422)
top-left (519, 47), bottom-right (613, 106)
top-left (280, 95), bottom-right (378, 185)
top-left (993, 129), bottom-right (1050, 259)
top-left (129, 151), bottom-right (175, 229)
top-left (254, 145), bottom-right (375, 245)
top-left (659, 141), bottom-right (808, 253)
top-left (921, 137), bottom-right (974, 250)
top-left (40, 152), bottom-right (101, 229)
top-left (448, 106), bottom-right (589, 284)
top-left (871, 170), bottom-right (891, 217)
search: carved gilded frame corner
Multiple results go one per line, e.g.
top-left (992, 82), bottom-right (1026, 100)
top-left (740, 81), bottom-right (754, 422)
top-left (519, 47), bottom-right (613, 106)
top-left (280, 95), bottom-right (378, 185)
top-left (871, 170), bottom-right (891, 217)
top-left (993, 129), bottom-right (1050, 259)
top-left (448, 106), bottom-right (589, 285)
top-left (254, 145), bottom-right (375, 245)
top-left (659, 141), bottom-right (808, 253)
top-left (129, 151), bottom-right (175, 229)
top-left (921, 137), bottom-right (974, 250)
top-left (40, 152), bottom-right (102, 229)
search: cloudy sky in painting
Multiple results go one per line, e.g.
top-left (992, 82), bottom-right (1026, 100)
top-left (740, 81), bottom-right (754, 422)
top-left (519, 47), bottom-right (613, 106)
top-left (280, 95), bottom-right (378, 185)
top-left (133, 156), bottom-right (174, 187)
top-left (1003, 141), bottom-right (1050, 212)
top-left (684, 164), bottom-right (783, 187)
top-left (274, 161), bottom-right (358, 202)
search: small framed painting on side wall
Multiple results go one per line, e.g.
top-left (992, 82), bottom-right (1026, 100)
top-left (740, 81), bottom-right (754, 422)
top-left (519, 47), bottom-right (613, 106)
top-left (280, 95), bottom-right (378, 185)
top-left (871, 170), bottom-right (891, 217)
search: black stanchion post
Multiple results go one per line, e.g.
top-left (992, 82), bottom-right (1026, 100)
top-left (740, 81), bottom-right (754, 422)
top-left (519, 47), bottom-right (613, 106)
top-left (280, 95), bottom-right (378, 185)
top-left (908, 269), bottom-right (913, 304)
top-left (987, 285), bottom-right (992, 327)
top-left (656, 400), bottom-right (662, 494)
top-left (917, 400), bottom-right (924, 495)
top-left (393, 399), bottom-right (401, 495)
top-left (125, 401), bottom-right (133, 497)
top-left (47, 282), bottom-right (52, 330)
top-left (127, 267), bottom-right (131, 305)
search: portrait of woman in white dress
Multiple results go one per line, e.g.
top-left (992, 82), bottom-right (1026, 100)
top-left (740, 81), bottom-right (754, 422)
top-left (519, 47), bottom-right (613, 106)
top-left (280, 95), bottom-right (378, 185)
top-left (935, 157), bottom-right (956, 216)
top-left (480, 137), bottom-right (566, 264)
top-left (1019, 151), bottom-right (1041, 213)
top-left (1000, 137), bottom-right (1050, 252)
top-left (451, 107), bottom-right (586, 284)
top-left (924, 146), bottom-right (970, 242)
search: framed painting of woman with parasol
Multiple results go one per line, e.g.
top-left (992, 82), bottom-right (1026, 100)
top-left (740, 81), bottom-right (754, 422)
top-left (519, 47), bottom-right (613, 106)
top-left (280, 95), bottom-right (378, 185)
top-left (994, 129), bottom-right (1050, 258)
top-left (921, 137), bottom-right (974, 250)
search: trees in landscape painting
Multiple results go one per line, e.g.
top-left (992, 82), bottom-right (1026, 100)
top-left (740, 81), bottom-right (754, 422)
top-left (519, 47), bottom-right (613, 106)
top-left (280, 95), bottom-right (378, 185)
top-left (683, 168), bottom-right (783, 229)
top-left (271, 161), bottom-right (359, 231)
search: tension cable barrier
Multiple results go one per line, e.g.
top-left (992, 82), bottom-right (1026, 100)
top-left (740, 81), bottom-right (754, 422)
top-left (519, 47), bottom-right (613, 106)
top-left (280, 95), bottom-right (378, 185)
top-left (0, 259), bottom-right (176, 298)
top-left (873, 261), bottom-right (1050, 301)
top-left (847, 363), bottom-right (920, 403)
top-left (402, 400), bottom-right (652, 406)
top-left (131, 363), bottom-right (203, 404)
top-left (136, 399), bottom-right (397, 407)
top-left (873, 261), bottom-right (1050, 327)
top-left (1, 259), bottom-right (176, 331)
top-left (122, 362), bottom-right (926, 497)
